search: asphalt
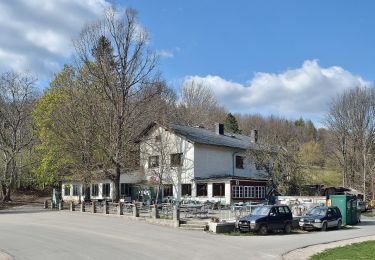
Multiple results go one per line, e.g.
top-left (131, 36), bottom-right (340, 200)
top-left (1, 205), bottom-right (375, 260)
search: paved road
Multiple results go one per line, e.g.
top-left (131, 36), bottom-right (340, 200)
top-left (1, 205), bottom-right (375, 260)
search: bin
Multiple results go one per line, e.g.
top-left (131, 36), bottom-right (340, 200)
top-left (329, 194), bottom-right (358, 225)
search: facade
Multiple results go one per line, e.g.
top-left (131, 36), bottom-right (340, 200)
top-left (62, 122), bottom-right (270, 205)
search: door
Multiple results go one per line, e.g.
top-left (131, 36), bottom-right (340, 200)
top-left (268, 207), bottom-right (281, 230)
top-left (327, 208), bottom-right (337, 227)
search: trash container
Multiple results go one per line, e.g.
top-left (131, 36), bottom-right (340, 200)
top-left (330, 194), bottom-right (358, 225)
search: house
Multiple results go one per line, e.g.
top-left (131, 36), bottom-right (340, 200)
top-left (61, 122), bottom-right (270, 205)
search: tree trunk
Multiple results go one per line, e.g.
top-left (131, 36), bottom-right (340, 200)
top-left (112, 165), bottom-right (121, 202)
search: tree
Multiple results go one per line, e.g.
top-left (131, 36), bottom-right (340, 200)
top-left (326, 86), bottom-right (375, 200)
top-left (68, 8), bottom-right (163, 201)
top-left (0, 72), bottom-right (36, 201)
top-left (178, 81), bottom-right (226, 128)
top-left (224, 113), bottom-right (240, 133)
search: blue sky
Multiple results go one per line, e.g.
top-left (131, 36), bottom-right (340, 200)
top-left (0, 0), bottom-right (374, 125)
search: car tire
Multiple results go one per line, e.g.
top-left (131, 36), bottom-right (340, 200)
top-left (337, 220), bottom-right (342, 230)
top-left (258, 225), bottom-right (268, 235)
top-left (284, 223), bottom-right (292, 234)
top-left (321, 222), bottom-right (328, 232)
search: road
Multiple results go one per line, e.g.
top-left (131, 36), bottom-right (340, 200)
top-left (1, 205), bottom-right (375, 260)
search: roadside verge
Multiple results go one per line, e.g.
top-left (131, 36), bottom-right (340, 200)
top-left (283, 235), bottom-right (375, 260)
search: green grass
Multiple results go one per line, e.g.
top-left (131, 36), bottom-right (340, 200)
top-left (362, 210), bottom-right (375, 217)
top-left (309, 241), bottom-right (375, 260)
top-left (303, 166), bottom-right (342, 187)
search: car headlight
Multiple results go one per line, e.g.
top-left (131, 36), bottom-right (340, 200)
top-left (250, 220), bottom-right (256, 224)
top-left (300, 218), bottom-right (304, 222)
top-left (314, 219), bottom-right (321, 223)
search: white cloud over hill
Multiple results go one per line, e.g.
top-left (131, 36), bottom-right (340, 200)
top-left (183, 60), bottom-right (370, 121)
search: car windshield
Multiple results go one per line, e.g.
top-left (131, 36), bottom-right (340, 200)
top-left (307, 208), bottom-right (327, 216)
top-left (252, 206), bottom-right (271, 216)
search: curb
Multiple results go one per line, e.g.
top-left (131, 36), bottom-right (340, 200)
top-left (282, 235), bottom-right (375, 260)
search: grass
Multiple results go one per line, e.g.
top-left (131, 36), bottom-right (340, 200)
top-left (303, 166), bottom-right (342, 187)
top-left (363, 210), bottom-right (375, 217)
top-left (309, 241), bottom-right (375, 260)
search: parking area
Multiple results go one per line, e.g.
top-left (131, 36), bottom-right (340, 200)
top-left (1, 205), bottom-right (375, 260)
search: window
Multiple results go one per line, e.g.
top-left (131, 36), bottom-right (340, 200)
top-left (64, 186), bottom-right (71, 196)
top-left (235, 156), bottom-right (244, 169)
top-left (102, 183), bottom-right (111, 197)
top-left (92, 184), bottom-right (99, 196)
top-left (213, 183), bottom-right (225, 197)
top-left (72, 185), bottom-right (80, 196)
top-left (181, 184), bottom-right (191, 196)
top-left (170, 153), bottom-right (183, 167)
top-left (244, 186), bottom-right (251, 198)
top-left (120, 183), bottom-right (131, 196)
top-left (196, 183), bottom-right (207, 196)
top-left (155, 135), bottom-right (161, 142)
top-left (163, 184), bottom-right (173, 197)
top-left (149, 156), bottom-right (159, 168)
top-left (232, 186), bottom-right (243, 198)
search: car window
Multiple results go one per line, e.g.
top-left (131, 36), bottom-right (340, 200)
top-left (270, 207), bottom-right (278, 216)
top-left (284, 206), bottom-right (291, 213)
top-left (252, 206), bottom-right (271, 216)
top-left (308, 208), bottom-right (327, 216)
top-left (278, 206), bottom-right (286, 214)
top-left (327, 208), bottom-right (333, 217)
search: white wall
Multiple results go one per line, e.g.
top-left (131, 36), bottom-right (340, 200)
top-left (194, 143), bottom-right (266, 179)
top-left (140, 126), bottom-right (195, 200)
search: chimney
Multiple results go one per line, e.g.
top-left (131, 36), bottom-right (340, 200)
top-left (250, 129), bottom-right (258, 143)
top-left (215, 123), bottom-right (224, 135)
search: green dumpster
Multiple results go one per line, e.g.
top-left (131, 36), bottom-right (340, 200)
top-left (329, 194), bottom-right (358, 225)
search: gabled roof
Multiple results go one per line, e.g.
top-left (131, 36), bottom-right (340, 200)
top-left (139, 122), bottom-right (279, 152)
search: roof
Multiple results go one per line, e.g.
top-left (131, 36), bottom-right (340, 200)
top-left (138, 122), bottom-right (280, 152)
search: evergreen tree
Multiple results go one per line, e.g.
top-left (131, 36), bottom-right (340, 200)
top-left (224, 113), bottom-right (240, 133)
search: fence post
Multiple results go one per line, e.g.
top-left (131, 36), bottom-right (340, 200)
top-left (118, 202), bottom-right (123, 216)
top-left (173, 205), bottom-right (180, 227)
top-left (132, 204), bottom-right (139, 217)
top-left (151, 204), bottom-right (159, 219)
top-left (58, 201), bottom-right (63, 210)
top-left (80, 202), bottom-right (85, 212)
top-left (50, 200), bottom-right (54, 209)
top-left (104, 201), bottom-right (109, 214)
top-left (91, 201), bottom-right (96, 213)
top-left (44, 200), bottom-right (48, 209)
top-left (70, 201), bottom-right (75, 211)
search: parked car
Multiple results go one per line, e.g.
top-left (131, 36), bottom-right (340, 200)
top-left (299, 206), bottom-right (342, 231)
top-left (238, 205), bottom-right (293, 235)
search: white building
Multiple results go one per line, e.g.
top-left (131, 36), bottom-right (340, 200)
top-left (61, 122), bottom-right (269, 205)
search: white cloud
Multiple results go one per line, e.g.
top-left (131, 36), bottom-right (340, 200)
top-left (157, 49), bottom-right (174, 59)
top-left (0, 0), bottom-right (111, 78)
top-left (183, 60), bottom-right (371, 121)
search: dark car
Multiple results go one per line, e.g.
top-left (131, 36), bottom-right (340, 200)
top-left (299, 206), bottom-right (342, 231)
top-left (238, 205), bottom-right (293, 235)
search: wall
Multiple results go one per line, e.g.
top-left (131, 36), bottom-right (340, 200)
top-left (140, 126), bottom-right (194, 200)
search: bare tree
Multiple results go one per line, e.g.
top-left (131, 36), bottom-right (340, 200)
top-left (72, 7), bottom-right (161, 201)
top-left (178, 81), bottom-right (227, 128)
top-left (0, 72), bottom-right (36, 201)
top-left (326, 86), bottom-right (375, 200)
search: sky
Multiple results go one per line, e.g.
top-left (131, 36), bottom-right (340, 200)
top-left (1, 0), bottom-right (375, 126)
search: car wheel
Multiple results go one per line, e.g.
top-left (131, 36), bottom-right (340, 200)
top-left (284, 223), bottom-right (292, 234)
top-left (337, 220), bottom-right (342, 230)
top-left (321, 222), bottom-right (328, 232)
top-left (258, 225), bottom-right (268, 235)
